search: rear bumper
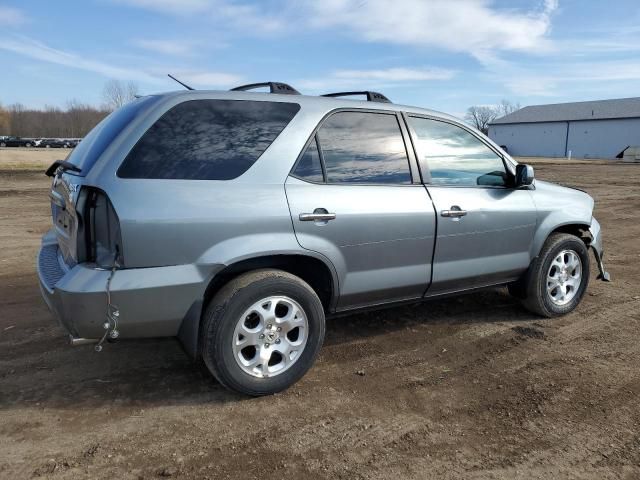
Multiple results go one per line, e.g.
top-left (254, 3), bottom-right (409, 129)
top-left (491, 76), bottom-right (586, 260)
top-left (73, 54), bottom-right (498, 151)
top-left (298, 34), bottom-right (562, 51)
top-left (37, 230), bottom-right (222, 339)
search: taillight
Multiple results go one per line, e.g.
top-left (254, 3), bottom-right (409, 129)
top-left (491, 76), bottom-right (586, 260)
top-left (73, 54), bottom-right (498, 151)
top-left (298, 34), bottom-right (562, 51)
top-left (77, 188), bottom-right (124, 268)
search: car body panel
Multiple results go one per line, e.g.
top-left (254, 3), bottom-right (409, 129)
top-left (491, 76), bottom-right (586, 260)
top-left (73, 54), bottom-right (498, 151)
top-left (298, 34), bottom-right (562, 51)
top-left (35, 89), bottom-right (606, 349)
top-left (286, 177), bottom-right (436, 309)
top-left (528, 180), bottom-right (594, 258)
top-left (426, 186), bottom-right (537, 294)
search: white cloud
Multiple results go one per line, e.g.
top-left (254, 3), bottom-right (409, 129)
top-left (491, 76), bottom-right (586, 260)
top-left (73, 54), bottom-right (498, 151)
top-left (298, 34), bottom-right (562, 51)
top-left (0, 35), bottom-right (161, 83)
top-left (115, 0), bottom-right (285, 33)
top-left (114, 0), bottom-right (212, 15)
top-left (335, 67), bottom-right (455, 82)
top-left (0, 6), bottom-right (27, 26)
top-left (482, 57), bottom-right (640, 98)
top-left (132, 39), bottom-right (198, 56)
top-left (297, 67), bottom-right (455, 93)
top-left (307, 0), bottom-right (558, 55)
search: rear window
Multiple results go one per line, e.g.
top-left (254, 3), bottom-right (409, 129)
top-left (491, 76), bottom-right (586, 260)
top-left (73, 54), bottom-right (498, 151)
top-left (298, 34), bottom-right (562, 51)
top-left (118, 99), bottom-right (300, 180)
top-left (66, 96), bottom-right (159, 175)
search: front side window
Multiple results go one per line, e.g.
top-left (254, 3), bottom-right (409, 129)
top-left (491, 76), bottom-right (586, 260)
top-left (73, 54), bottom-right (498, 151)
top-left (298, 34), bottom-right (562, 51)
top-left (118, 100), bottom-right (300, 180)
top-left (408, 116), bottom-right (508, 187)
top-left (316, 111), bottom-right (411, 185)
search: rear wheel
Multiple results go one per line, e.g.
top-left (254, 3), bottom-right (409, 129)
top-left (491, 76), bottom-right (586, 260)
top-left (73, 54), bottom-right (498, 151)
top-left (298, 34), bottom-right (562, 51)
top-left (513, 233), bottom-right (590, 317)
top-left (201, 269), bottom-right (325, 396)
top-left (0, 142), bottom-right (6, 147)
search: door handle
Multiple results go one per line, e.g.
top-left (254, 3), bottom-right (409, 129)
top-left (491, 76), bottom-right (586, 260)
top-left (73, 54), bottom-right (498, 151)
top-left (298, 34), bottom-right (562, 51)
top-left (299, 212), bottom-right (337, 222)
top-left (441, 206), bottom-right (467, 218)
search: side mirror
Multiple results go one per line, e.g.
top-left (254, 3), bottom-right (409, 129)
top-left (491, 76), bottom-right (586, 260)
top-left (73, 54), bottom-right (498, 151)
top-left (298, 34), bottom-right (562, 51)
top-left (515, 164), bottom-right (534, 187)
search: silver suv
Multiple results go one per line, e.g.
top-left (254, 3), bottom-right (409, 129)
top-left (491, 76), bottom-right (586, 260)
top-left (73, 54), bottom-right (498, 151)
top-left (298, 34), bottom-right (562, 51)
top-left (38, 82), bottom-right (610, 396)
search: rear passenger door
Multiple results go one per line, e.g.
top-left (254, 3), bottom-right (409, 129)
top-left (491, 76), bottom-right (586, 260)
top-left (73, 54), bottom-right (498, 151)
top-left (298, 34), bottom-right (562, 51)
top-left (405, 115), bottom-right (537, 294)
top-left (285, 110), bottom-right (436, 310)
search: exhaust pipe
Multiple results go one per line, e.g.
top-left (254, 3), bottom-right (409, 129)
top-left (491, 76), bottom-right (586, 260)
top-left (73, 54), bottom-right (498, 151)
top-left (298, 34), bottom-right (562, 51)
top-left (68, 335), bottom-right (99, 346)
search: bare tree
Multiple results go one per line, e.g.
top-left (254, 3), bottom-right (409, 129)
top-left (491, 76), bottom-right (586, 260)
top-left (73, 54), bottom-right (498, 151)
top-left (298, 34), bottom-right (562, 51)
top-left (465, 106), bottom-right (498, 134)
top-left (3, 102), bottom-right (109, 138)
top-left (102, 79), bottom-right (140, 111)
top-left (497, 99), bottom-right (521, 118)
top-left (0, 103), bottom-right (10, 135)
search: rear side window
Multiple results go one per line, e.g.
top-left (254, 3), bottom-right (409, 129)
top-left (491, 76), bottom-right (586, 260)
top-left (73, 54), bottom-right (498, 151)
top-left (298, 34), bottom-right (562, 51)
top-left (66, 95), bottom-right (159, 175)
top-left (317, 111), bottom-right (411, 184)
top-left (118, 100), bottom-right (300, 180)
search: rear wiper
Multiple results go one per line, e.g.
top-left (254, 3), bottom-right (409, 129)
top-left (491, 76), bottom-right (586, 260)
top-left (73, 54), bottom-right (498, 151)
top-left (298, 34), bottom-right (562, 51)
top-left (45, 160), bottom-right (82, 177)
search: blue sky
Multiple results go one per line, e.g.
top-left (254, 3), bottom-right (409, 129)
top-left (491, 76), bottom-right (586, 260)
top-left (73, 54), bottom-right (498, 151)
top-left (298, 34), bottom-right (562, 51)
top-left (1, 0), bottom-right (640, 117)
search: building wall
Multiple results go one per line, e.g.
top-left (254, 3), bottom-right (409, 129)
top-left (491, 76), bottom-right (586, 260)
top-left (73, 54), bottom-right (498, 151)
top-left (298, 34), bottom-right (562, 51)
top-left (489, 118), bottom-right (640, 159)
top-left (488, 122), bottom-right (568, 157)
top-left (567, 118), bottom-right (640, 158)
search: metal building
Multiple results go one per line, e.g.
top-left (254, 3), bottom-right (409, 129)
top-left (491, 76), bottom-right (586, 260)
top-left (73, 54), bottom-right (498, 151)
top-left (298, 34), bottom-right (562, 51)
top-left (488, 97), bottom-right (640, 159)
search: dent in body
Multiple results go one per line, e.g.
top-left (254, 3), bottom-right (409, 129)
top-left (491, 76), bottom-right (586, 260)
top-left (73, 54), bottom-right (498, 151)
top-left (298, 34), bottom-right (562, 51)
top-left (529, 180), bottom-right (594, 257)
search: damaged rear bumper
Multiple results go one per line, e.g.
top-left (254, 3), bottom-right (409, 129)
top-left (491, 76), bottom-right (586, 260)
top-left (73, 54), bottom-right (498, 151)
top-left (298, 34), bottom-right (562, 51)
top-left (589, 217), bottom-right (611, 282)
top-left (37, 229), bottom-right (222, 341)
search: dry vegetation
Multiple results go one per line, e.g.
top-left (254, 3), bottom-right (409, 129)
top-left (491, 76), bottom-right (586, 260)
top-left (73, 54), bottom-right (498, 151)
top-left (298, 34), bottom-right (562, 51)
top-left (0, 152), bottom-right (639, 479)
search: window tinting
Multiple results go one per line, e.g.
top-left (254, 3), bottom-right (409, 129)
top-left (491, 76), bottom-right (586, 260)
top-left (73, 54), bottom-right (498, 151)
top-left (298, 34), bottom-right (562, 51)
top-left (408, 117), bottom-right (508, 187)
top-left (118, 100), bottom-right (300, 180)
top-left (292, 135), bottom-right (323, 182)
top-left (317, 111), bottom-right (411, 184)
top-left (66, 95), bottom-right (159, 175)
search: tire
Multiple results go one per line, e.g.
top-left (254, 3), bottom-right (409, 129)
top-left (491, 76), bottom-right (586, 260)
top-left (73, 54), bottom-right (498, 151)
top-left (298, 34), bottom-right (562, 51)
top-left (201, 269), bottom-right (325, 396)
top-left (517, 233), bottom-right (590, 317)
top-left (25, 142), bottom-right (32, 148)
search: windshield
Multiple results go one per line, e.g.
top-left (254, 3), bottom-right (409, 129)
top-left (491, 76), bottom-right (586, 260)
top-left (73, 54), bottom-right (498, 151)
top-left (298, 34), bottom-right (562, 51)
top-left (65, 95), bottom-right (159, 175)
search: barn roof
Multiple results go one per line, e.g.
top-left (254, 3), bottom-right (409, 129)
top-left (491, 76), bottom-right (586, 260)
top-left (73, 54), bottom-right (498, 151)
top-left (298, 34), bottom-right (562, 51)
top-left (490, 97), bottom-right (640, 125)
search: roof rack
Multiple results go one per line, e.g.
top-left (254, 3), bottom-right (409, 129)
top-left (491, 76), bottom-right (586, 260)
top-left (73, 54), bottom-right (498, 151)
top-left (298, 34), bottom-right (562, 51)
top-left (321, 91), bottom-right (391, 103)
top-left (230, 82), bottom-right (300, 95)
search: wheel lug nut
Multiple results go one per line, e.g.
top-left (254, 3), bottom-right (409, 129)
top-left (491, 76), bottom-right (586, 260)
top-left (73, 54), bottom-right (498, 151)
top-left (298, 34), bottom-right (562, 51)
top-left (267, 324), bottom-right (272, 329)
top-left (259, 334), bottom-right (265, 339)
top-left (277, 327), bottom-right (282, 332)
top-left (275, 339), bottom-right (281, 344)
top-left (265, 343), bottom-right (270, 348)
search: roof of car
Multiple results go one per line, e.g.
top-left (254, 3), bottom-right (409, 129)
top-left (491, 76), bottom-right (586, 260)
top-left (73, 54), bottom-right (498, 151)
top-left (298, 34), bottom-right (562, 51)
top-left (148, 89), bottom-right (463, 125)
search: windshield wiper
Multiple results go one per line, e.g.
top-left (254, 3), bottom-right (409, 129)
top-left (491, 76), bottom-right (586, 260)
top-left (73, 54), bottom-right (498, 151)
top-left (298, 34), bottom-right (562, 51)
top-left (45, 160), bottom-right (82, 177)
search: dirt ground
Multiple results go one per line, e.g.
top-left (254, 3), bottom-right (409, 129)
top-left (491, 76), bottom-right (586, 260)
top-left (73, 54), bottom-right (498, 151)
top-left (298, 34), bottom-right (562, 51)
top-left (1, 153), bottom-right (639, 480)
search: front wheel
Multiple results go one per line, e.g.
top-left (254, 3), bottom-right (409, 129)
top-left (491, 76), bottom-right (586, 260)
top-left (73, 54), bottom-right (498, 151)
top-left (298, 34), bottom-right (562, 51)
top-left (514, 233), bottom-right (590, 317)
top-left (201, 269), bottom-right (325, 396)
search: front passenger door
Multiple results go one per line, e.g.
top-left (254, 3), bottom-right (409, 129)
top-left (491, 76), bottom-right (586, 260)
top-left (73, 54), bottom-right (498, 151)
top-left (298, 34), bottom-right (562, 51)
top-left (406, 115), bottom-right (538, 295)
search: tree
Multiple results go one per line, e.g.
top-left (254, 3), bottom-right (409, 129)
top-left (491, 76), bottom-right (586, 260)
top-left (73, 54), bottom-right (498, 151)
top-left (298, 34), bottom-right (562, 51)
top-left (465, 105), bottom-right (498, 134)
top-left (465, 100), bottom-right (522, 134)
top-left (0, 103), bottom-right (10, 135)
top-left (497, 99), bottom-right (521, 118)
top-left (102, 79), bottom-right (140, 111)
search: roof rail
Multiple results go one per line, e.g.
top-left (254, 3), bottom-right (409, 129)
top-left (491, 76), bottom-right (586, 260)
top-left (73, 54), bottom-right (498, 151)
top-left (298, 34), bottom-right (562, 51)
top-left (321, 91), bottom-right (391, 103)
top-left (230, 82), bottom-right (300, 95)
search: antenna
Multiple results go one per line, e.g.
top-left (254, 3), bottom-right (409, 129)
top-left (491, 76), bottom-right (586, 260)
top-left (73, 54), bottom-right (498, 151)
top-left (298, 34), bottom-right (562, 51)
top-left (167, 74), bottom-right (194, 91)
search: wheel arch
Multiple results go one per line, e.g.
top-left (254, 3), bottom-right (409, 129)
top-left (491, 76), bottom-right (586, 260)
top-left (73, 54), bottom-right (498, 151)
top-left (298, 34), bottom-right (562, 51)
top-left (531, 220), bottom-right (591, 260)
top-left (178, 253), bottom-right (338, 359)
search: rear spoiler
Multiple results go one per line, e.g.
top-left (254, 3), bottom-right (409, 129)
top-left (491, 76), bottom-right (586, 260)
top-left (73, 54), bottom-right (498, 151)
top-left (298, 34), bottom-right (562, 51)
top-left (45, 160), bottom-right (81, 177)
